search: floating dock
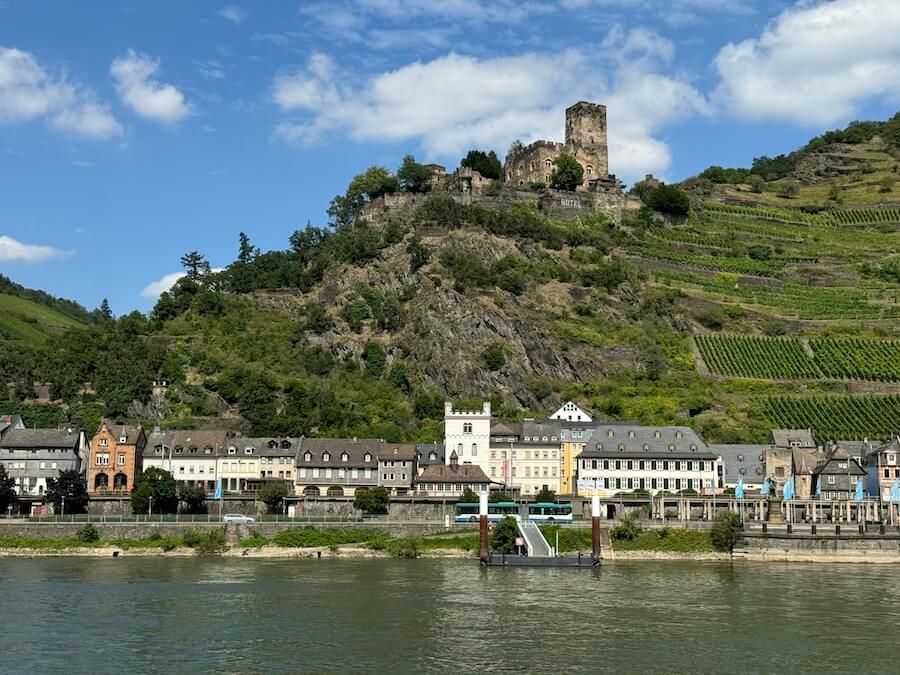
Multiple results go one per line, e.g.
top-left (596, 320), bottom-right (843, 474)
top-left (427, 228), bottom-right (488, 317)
top-left (481, 552), bottom-right (599, 567)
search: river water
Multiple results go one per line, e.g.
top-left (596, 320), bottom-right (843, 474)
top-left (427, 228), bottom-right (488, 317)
top-left (0, 558), bottom-right (895, 674)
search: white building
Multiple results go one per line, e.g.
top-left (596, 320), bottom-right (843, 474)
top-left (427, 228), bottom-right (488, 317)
top-left (576, 425), bottom-right (720, 497)
top-left (443, 401), bottom-right (491, 476)
top-left (549, 401), bottom-right (593, 423)
top-left (143, 429), bottom-right (228, 492)
top-left (489, 420), bottom-right (562, 496)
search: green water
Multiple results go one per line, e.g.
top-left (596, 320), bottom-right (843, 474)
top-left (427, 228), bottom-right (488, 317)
top-left (0, 558), bottom-right (895, 674)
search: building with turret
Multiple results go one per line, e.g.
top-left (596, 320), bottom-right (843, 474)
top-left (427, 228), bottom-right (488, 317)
top-left (443, 401), bottom-right (491, 478)
top-left (504, 101), bottom-right (610, 190)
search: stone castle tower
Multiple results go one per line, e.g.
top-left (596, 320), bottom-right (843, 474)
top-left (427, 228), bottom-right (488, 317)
top-left (504, 101), bottom-right (609, 190)
top-left (564, 101), bottom-right (608, 183)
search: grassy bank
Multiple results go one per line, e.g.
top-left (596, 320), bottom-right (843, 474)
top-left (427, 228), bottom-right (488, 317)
top-left (611, 528), bottom-right (714, 553)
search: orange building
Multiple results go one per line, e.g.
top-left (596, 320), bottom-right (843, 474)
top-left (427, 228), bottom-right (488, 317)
top-left (88, 422), bottom-right (146, 494)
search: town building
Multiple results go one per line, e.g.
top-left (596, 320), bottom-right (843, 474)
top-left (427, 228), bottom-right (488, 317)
top-left (576, 425), bottom-right (719, 497)
top-left (0, 426), bottom-right (85, 499)
top-left (415, 442), bottom-right (445, 474)
top-left (559, 421), bottom-right (597, 496)
top-left (296, 438), bottom-right (388, 498)
top-left (142, 429), bottom-right (228, 492)
top-left (415, 455), bottom-right (496, 497)
top-left (862, 435), bottom-right (900, 500)
top-left (489, 419), bottom-right (562, 496)
top-left (765, 429), bottom-right (816, 492)
top-left (710, 443), bottom-right (767, 492)
top-left (812, 444), bottom-right (867, 500)
top-left (0, 414), bottom-right (24, 440)
top-left (378, 443), bottom-right (417, 495)
top-left (549, 401), bottom-right (593, 423)
top-left (443, 401), bottom-right (491, 477)
top-left (88, 422), bottom-right (145, 495)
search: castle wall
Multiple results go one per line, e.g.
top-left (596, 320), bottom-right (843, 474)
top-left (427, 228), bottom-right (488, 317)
top-left (565, 101), bottom-right (609, 182)
top-left (504, 141), bottom-right (564, 187)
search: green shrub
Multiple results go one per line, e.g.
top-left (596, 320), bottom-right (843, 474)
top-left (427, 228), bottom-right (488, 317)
top-left (610, 514), bottom-right (641, 541)
top-left (489, 516), bottom-right (518, 553)
top-left (710, 512), bottom-right (742, 552)
top-left (76, 524), bottom-right (100, 544)
top-left (481, 343), bottom-right (507, 371)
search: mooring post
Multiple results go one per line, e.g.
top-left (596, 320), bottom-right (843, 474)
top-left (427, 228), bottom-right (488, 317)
top-left (479, 492), bottom-right (489, 561)
top-left (592, 495), bottom-right (601, 561)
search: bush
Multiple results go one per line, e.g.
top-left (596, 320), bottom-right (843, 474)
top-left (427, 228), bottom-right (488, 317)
top-left (353, 486), bottom-right (389, 514)
top-left (183, 529), bottom-right (228, 556)
top-left (481, 343), bottom-right (507, 371)
top-left (610, 514), bottom-right (641, 541)
top-left (694, 306), bottom-right (726, 331)
top-left (76, 524), bottom-right (100, 544)
top-left (549, 153), bottom-right (584, 191)
top-left (646, 184), bottom-right (690, 215)
top-left (777, 180), bottom-right (800, 199)
top-left (710, 512), bottom-right (742, 552)
top-left (489, 516), bottom-right (518, 553)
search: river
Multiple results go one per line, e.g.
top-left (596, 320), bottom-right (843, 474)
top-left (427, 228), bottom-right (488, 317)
top-left (0, 558), bottom-right (894, 674)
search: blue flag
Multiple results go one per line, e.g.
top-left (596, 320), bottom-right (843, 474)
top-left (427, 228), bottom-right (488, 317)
top-left (735, 476), bottom-right (744, 500)
top-left (854, 478), bottom-right (863, 501)
top-left (760, 477), bottom-right (769, 497)
top-left (213, 479), bottom-right (222, 500)
top-left (815, 479), bottom-right (822, 497)
top-left (783, 476), bottom-right (794, 501)
top-left (891, 479), bottom-right (900, 503)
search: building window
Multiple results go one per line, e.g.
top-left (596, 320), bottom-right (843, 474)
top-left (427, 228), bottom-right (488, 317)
top-left (96, 453), bottom-right (109, 466)
top-left (463, 423), bottom-right (472, 434)
top-left (98, 438), bottom-right (108, 447)
top-left (341, 452), bottom-right (349, 462)
top-left (304, 452), bottom-right (312, 462)
top-left (471, 443), bottom-right (477, 456)
top-left (228, 447), bottom-right (236, 455)
top-left (828, 475), bottom-right (835, 485)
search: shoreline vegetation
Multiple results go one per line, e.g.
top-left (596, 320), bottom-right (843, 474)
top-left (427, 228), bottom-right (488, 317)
top-left (0, 524), bottom-right (723, 560)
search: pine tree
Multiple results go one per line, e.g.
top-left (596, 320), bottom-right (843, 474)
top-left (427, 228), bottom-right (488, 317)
top-left (99, 298), bottom-right (113, 320)
top-left (237, 232), bottom-right (258, 264)
top-left (180, 251), bottom-right (210, 281)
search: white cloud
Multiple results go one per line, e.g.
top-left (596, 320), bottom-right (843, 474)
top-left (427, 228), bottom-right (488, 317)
top-left (141, 268), bottom-right (225, 298)
top-left (110, 50), bottom-right (192, 124)
top-left (195, 59), bottom-right (225, 80)
top-left (0, 47), bottom-right (122, 139)
top-left (140, 271), bottom-right (185, 298)
top-left (714, 0), bottom-right (900, 125)
top-left (0, 235), bottom-right (68, 263)
top-left (219, 5), bottom-right (247, 24)
top-left (271, 30), bottom-right (708, 181)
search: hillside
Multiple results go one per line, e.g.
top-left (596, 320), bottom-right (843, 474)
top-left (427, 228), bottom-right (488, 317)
top-left (3, 114), bottom-right (900, 444)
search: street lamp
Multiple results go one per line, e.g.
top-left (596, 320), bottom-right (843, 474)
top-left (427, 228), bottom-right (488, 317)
top-left (61, 494), bottom-right (66, 519)
top-left (148, 495), bottom-right (153, 519)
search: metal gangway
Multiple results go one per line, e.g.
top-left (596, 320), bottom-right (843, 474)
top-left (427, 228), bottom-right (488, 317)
top-left (517, 519), bottom-right (552, 557)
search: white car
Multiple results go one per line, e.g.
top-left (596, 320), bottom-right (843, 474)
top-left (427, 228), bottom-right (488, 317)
top-left (223, 514), bottom-right (255, 524)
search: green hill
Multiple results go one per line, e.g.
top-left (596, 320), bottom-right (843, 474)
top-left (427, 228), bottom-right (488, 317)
top-left (0, 292), bottom-right (88, 344)
top-left (3, 113), bottom-right (900, 444)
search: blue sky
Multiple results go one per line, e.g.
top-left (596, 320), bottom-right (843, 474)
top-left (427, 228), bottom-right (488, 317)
top-left (1, 0), bottom-right (898, 313)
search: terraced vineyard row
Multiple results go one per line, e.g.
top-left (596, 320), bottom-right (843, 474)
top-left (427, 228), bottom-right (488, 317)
top-left (762, 395), bottom-right (900, 441)
top-left (696, 334), bottom-right (900, 381)
top-left (811, 338), bottom-right (900, 381)
top-left (703, 202), bottom-right (900, 228)
top-left (696, 335), bottom-right (819, 379)
top-left (657, 270), bottom-right (900, 320)
top-left (628, 244), bottom-right (778, 275)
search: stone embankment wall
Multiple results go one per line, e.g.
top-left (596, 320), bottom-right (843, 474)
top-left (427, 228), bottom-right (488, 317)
top-left (741, 532), bottom-right (900, 562)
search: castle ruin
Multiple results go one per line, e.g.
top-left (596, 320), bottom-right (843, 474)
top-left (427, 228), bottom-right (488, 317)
top-left (504, 102), bottom-right (610, 191)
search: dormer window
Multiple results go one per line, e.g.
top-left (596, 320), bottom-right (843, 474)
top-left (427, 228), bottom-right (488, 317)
top-left (341, 451), bottom-right (349, 462)
top-left (643, 444), bottom-right (649, 451)
top-left (364, 452), bottom-right (372, 463)
top-left (322, 451), bottom-right (331, 462)
top-left (607, 430), bottom-right (614, 437)
top-left (628, 430), bottom-right (635, 438)
top-left (429, 451), bottom-right (437, 461)
top-left (280, 439), bottom-right (291, 449)
top-left (618, 444), bottom-right (624, 451)
top-left (668, 444), bottom-right (675, 452)
top-left (244, 447), bottom-right (253, 455)
top-left (654, 431), bottom-right (661, 439)
top-left (204, 447), bottom-right (212, 454)
top-left (228, 447), bottom-right (236, 455)
top-left (676, 431), bottom-right (683, 439)
top-left (524, 436), bottom-right (531, 442)
top-left (738, 454), bottom-right (744, 462)
top-left (190, 446), bottom-right (197, 454)
top-left (551, 436), bottom-right (557, 441)
top-left (268, 440), bottom-right (278, 449)
top-left (175, 447), bottom-right (183, 454)
top-left (542, 436), bottom-right (548, 442)
top-left (119, 436), bottom-right (127, 443)
top-left (691, 445), bottom-right (697, 452)
top-left (303, 451), bottom-right (312, 462)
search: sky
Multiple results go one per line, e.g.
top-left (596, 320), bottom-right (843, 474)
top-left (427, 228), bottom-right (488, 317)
top-left (1, 0), bottom-right (899, 313)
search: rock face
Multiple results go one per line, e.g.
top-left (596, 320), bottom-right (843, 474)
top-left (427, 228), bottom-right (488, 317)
top-left (248, 226), bottom-right (636, 408)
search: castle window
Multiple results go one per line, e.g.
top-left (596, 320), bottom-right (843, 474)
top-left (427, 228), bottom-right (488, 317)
top-left (518, 164), bottom-right (524, 175)
top-left (530, 161), bottom-right (535, 171)
top-left (463, 423), bottom-right (472, 434)
top-left (545, 159), bottom-right (552, 169)
top-left (586, 165), bottom-right (593, 178)
top-left (519, 180), bottom-right (524, 186)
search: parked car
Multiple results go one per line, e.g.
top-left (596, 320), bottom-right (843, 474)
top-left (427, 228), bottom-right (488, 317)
top-left (223, 514), bottom-right (255, 524)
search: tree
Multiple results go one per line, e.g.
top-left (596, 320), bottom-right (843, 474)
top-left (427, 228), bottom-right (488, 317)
top-left (98, 298), bottom-right (113, 321)
top-left (180, 251), bottom-right (211, 281)
top-left (481, 343), bottom-right (506, 371)
top-left (131, 467), bottom-right (178, 514)
top-left (459, 487), bottom-right (479, 503)
top-left (237, 232), bottom-right (258, 264)
top-left (534, 487), bottom-right (556, 503)
top-left (0, 464), bottom-right (16, 515)
top-left (489, 491), bottom-right (513, 503)
top-left (354, 486), bottom-right (389, 514)
top-left (45, 469), bottom-right (88, 515)
top-left (710, 511), bottom-right (742, 552)
top-left (549, 153), bottom-right (584, 191)
top-left (178, 484), bottom-right (207, 514)
top-left (777, 180), bottom-right (800, 199)
top-left (363, 340), bottom-right (386, 378)
top-left (460, 149), bottom-right (502, 180)
top-left (258, 481), bottom-right (289, 513)
top-left (406, 236), bottom-right (430, 272)
top-left (647, 184), bottom-right (690, 215)
top-left (489, 516), bottom-right (518, 553)
top-left (397, 155), bottom-right (433, 193)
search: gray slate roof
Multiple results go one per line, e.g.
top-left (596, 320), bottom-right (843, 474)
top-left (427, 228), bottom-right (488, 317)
top-left (297, 438), bottom-right (410, 467)
top-left (416, 442), bottom-right (445, 465)
top-left (0, 427), bottom-right (80, 449)
top-left (770, 429), bottom-right (815, 449)
top-left (102, 423), bottom-right (144, 445)
top-left (579, 425), bottom-right (715, 459)
top-left (709, 444), bottom-right (767, 484)
top-left (416, 463), bottom-right (492, 484)
top-left (144, 429), bottom-right (229, 457)
top-left (228, 437), bottom-right (300, 457)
